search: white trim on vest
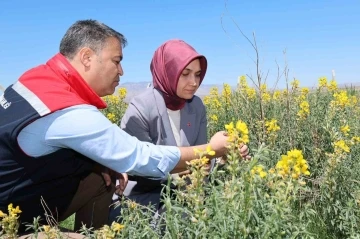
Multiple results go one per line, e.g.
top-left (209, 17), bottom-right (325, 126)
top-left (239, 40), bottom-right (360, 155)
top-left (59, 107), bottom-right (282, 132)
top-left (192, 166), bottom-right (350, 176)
top-left (12, 81), bottom-right (51, 116)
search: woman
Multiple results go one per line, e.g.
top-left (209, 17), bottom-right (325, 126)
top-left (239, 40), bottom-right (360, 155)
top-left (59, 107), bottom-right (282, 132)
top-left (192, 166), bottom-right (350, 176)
top-left (108, 39), bottom-right (210, 223)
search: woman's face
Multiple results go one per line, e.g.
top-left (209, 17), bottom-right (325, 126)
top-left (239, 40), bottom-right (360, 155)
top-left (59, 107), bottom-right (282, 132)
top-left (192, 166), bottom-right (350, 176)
top-left (176, 59), bottom-right (202, 99)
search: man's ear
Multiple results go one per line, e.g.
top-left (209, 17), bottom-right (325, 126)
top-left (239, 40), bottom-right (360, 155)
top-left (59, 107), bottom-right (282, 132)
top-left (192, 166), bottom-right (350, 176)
top-left (78, 47), bottom-right (94, 67)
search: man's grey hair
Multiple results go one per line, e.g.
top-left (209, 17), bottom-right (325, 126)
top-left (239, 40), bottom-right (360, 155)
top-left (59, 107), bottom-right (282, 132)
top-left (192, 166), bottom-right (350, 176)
top-left (59, 19), bottom-right (127, 59)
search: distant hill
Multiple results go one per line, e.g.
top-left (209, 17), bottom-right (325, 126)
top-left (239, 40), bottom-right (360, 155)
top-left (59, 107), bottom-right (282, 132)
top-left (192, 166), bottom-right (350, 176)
top-left (117, 81), bottom-right (360, 103)
top-left (118, 82), bottom-right (225, 102)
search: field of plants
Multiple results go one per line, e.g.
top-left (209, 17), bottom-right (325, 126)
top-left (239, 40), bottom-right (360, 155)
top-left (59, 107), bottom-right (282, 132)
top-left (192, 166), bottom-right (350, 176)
top-left (2, 76), bottom-right (360, 238)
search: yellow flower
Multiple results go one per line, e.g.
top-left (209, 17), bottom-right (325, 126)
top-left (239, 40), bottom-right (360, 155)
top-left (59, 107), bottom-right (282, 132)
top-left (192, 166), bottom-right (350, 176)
top-left (262, 92), bottom-right (271, 102)
top-left (260, 84), bottom-right (267, 92)
top-left (333, 91), bottom-right (350, 108)
top-left (238, 75), bottom-right (248, 88)
top-left (212, 98), bottom-right (222, 109)
top-left (350, 96), bottom-right (358, 105)
top-left (251, 165), bottom-right (267, 178)
top-left (186, 156), bottom-right (209, 167)
top-left (117, 87), bottom-right (127, 99)
top-left (275, 149), bottom-right (310, 178)
top-left (301, 87), bottom-right (309, 95)
top-left (225, 122), bottom-right (234, 134)
top-left (297, 101), bottom-right (310, 119)
top-left (352, 136), bottom-right (360, 143)
top-left (210, 87), bottom-right (219, 97)
top-left (222, 84), bottom-right (232, 98)
top-left (273, 90), bottom-right (281, 100)
top-left (7, 203), bottom-right (13, 212)
top-left (318, 77), bottom-right (328, 88)
top-left (259, 171), bottom-right (267, 178)
top-left (236, 120), bottom-right (249, 143)
top-left (0, 210), bottom-right (7, 217)
top-left (328, 80), bottom-right (337, 91)
top-left (291, 79), bottom-right (300, 89)
top-left (43, 225), bottom-right (51, 233)
top-left (246, 87), bottom-right (257, 99)
top-left (340, 125), bottom-right (350, 136)
top-left (236, 120), bottom-right (248, 134)
top-left (111, 222), bottom-right (125, 233)
top-left (210, 114), bottom-right (218, 122)
top-left (107, 113), bottom-right (116, 123)
top-left (265, 119), bottom-right (280, 133)
top-left (10, 205), bottom-right (21, 216)
top-left (334, 140), bottom-right (350, 153)
top-left (206, 145), bottom-right (216, 156)
top-left (282, 89), bottom-right (289, 97)
top-left (203, 96), bottom-right (210, 105)
top-left (200, 156), bottom-right (210, 165)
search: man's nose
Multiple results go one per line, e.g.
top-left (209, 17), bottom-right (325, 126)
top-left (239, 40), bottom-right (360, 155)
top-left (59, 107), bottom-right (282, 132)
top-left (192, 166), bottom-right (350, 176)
top-left (118, 64), bottom-right (124, 76)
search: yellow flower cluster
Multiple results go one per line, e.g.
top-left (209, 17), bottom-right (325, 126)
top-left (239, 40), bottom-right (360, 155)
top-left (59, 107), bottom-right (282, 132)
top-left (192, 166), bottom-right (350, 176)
top-left (291, 79), bottom-right (300, 90)
top-left (225, 120), bottom-right (249, 143)
top-left (222, 83), bottom-right (232, 106)
top-left (340, 125), bottom-right (350, 136)
top-left (246, 87), bottom-right (257, 99)
top-left (2, 204), bottom-right (21, 217)
top-left (107, 113), bottom-right (116, 123)
top-left (210, 114), bottom-right (218, 122)
top-left (42, 225), bottom-right (60, 239)
top-left (251, 165), bottom-right (267, 178)
top-left (210, 87), bottom-right (219, 97)
top-left (188, 145), bottom-right (214, 168)
top-left (352, 136), bottom-right (360, 144)
top-left (318, 77), bottom-right (328, 88)
top-left (95, 222), bottom-right (125, 238)
top-left (297, 87), bottom-right (309, 102)
top-left (260, 84), bottom-right (271, 103)
top-left (333, 91), bottom-right (350, 108)
top-left (118, 87), bottom-right (127, 100)
top-left (265, 119), bottom-right (280, 133)
top-left (328, 80), bottom-right (337, 91)
top-left (276, 149), bottom-right (310, 179)
top-left (272, 90), bottom-right (281, 101)
top-left (297, 101), bottom-right (310, 119)
top-left (0, 204), bottom-right (22, 237)
top-left (301, 87), bottom-right (309, 96)
top-left (238, 75), bottom-right (247, 89)
top-left (334, 140), bottom-right (350, 153)
top-left (237, 75), bottom-right (257, 100)
top-left (204, 87), bottom-right (222, 109)
top-left (104, 95), bottom-right (120, 104)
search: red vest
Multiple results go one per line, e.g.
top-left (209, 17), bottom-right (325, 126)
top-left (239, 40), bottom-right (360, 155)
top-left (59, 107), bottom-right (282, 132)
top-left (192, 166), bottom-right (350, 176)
top-left (0, 53), bottom-right (106, 230)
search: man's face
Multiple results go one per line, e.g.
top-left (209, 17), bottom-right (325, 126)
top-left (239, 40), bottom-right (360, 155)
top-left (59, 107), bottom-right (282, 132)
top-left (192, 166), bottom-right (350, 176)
top-left (90, 37), bottom-right (124, 97)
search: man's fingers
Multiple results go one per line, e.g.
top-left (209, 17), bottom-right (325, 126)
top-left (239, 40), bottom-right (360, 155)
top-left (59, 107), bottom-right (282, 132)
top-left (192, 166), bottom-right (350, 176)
top-left (115, 173), bottom-right (128, 196)
top-left (101, 171), bottom-right (112, 186)
top-left (119, 173), bottom-right (128, 190)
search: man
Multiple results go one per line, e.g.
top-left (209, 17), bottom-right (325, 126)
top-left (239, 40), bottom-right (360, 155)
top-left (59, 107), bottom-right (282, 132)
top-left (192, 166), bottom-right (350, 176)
top-left (0, 19), bottom-right (248, 233)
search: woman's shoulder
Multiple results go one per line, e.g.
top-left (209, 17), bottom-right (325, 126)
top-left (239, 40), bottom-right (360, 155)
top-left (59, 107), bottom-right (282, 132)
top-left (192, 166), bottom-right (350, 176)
top-left (129, 87), bottom-right (156, 105)
top-left (189, 95), bottom-right (205, 108)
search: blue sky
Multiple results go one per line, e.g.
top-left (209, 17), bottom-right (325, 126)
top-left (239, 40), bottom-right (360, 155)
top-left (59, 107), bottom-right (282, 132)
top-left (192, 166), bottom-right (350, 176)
top-left (0, 0), bottom-right (359, 89)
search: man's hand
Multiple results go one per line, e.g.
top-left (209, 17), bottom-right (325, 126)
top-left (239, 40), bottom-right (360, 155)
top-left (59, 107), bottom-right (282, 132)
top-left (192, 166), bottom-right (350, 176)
top-left (101, 168), bottom-right (113, 186)
top-left (239, 143), bottom-right (251, 160)
top-left (114, 172), bottom-right (128, 196)
top-left (101, 168), bottom-right (128, 195)
top-left (208, 131), bottom-right (229, 157)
